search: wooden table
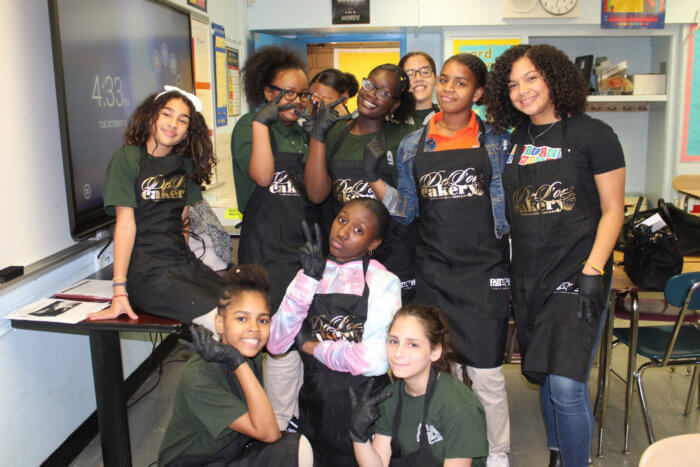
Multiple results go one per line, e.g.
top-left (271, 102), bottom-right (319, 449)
top-left (594, 253), bottom-right (700, 456)
top-left (11, 313), bottom-right (182, 467)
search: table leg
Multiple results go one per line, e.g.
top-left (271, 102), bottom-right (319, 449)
top-left (596, 297), bottom-right (615, 457)
top-left (89, 329), bottom-right (131, 467)
top-left (622, 291), bottom-right (639, 455)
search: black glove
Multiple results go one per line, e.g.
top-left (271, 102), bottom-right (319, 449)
top-left (574, 272), bottom-right (606, 324)
top-left (253, 92), bottom-right (296, 126)
top-left (294, 320), bottom-right (315, 351)
top-left (348, 380), bottom-right (392, 443)
top-left (310, 97), bottom-right (349, 143)
top-left (295, 101), bottom-right (319, 136)
top-left (363, 130), bottom-right (386, 182)
top-left (300, 220), bottom-right (325, 280)
top-left (180, 325), bottom-right (247, 371)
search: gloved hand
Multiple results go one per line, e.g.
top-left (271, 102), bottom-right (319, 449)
top-left (180, 325), bottom-right (247, 371)
top-left (310, 97), bottom-right (349, 143)
top-left (253, 92), bottom-right (296, 126)
top-left (574, 272), bottom-right (605, 324)
top-left (299, 220), bottom-right (325, 280)
top-left (295, 101), bottom-right (319, 136)
top-left (294, 320), bottom-right (315, 351)
top-left (348, 380), bottom-right (392, 443)
top-left (363, 130), bottom-right (387, 182)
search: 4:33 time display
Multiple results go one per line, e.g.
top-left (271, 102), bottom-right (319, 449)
top-left (91, 75), bottom-right (129, 107)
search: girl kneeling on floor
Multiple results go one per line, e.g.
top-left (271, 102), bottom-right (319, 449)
top-left (351, 304), bottom-right (489, 467)
top-left (158, 265), bottom-right (312, 467)
top-left (268, 198), bottom-right (402, 467)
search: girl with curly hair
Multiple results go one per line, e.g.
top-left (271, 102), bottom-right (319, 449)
top-left (230, 45), bottom-right (314, 432)
top-left (88, 86), bottom-right (226, 323)
top-left (373, 53), bottom-right (512, 467)
top-left (485, 44), bottom-right (626, 467)
top-left (304, 63), bottom-right (419, 303)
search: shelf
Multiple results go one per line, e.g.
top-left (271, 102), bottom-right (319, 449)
top-left (587, 95), bottom-right (667, 103)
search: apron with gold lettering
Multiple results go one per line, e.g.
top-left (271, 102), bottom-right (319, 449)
top-left (327, 119), bottom-right (418, 302)
top-left (503, 119), bottom-right (610, 384)
top-left (127, 145), bottom-right (226, 322)
top-left (413, 128), bottom-right (510, 368)
top-left (239, 129), bottom-right (315, 311)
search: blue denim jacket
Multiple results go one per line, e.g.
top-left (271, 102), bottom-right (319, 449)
top-left (382, 114), bottom-right (511, 239)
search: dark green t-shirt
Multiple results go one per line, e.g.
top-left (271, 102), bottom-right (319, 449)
top-left (230, 112), bottom-right (308, 213)
top-left (414, 105), bottom-right (439, 125)
top-left (157, 353), bottom-right (265, 466)
top-left (374, 373), bottom-right (488, 466)
top-left (325, 120), bottom-right (416, 184)
top-left (103, 145), bottom-right (202, 216)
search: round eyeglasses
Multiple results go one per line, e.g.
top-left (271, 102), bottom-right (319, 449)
top-left (361, 78), bottom-right (395, 102)
top-left (404, 66), bottom-right (433, 79)
top-left (268, 84), bottom-right (312, 103)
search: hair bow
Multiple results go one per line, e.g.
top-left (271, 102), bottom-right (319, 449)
top-left (155, 85), bottom-right (202, 113)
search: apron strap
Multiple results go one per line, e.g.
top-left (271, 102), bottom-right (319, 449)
top-left (327, 118), bottom-right (357, 162)
top-left (390, 367), bottom-right (439, 456)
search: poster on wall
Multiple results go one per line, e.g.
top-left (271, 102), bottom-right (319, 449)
top-left (187, 0), bottom-right (207, 12)
top-left (601, 0), bottom-right (665, 29)
top-left (212, 23), bottom-right (227, 127)
top-left (452, 38), bottom-right (522, 70)
top-left (227, 47), bottom-right (241, 117)
top-left (681, 24), bottom-right (700, 162)
top-left (332, 0), bottom-right (370, 24)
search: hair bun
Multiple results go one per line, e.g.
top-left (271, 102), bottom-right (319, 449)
top-left (225, 264), bottom-right (270, 292)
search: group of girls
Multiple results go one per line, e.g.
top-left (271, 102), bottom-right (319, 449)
top-left (93, 40), bottom-right (625, 467)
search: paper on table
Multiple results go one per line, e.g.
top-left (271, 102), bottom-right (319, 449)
top-left (5, 298), bottom-right (109, 324)
top-left (54, 279), bottom-right (113, 301)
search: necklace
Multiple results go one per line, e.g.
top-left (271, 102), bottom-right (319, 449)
top-left (528, 121), bottom-right (559, 145)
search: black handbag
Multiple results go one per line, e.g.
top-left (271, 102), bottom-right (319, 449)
top-left (623, 198), bottom-right (683, 291)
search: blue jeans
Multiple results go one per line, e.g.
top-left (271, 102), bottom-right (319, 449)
top-left (540, 306), bottom-right (607, 467)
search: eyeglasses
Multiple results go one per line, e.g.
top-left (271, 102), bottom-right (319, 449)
top-left (268, 84), bottom-right (312, 103)
top-left (404, 66), bottom-right (433, 79)
top-left (361, 78), bottom-right (395, 102)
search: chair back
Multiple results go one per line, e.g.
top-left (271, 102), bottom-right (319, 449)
top-left (661, 272), bottom-right (700, 365)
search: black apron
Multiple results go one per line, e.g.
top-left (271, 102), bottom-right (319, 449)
top-left (298, 256), bottom-right (391, 467)
top-left (239, 129), bottom-right (315, 311)
top-left (326, 119), bottom-right (418, 302)
top-left (389, 368), bottom-right (440, 467)
top-left (412, 128), bottom-right (510, 368)
top-left (503, 119), bottom-right (611, 384)
top-left (168, 360), bottom-right (300, 467)
top-left (127, 146), bottom-right (226, 322)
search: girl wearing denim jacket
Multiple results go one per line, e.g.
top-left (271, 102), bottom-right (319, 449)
top-left (371, 54), bottom-right (512, 467)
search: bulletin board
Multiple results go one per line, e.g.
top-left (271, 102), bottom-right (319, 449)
top-left (334, 48), bottom-right (400, 113)
top-left (681, 23), bottom-right (700, 162)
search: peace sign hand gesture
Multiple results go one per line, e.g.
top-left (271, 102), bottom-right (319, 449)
top-left (310, 97), bottom-right (350, 143)
top-left (253, 92), bottom-right (296, 126)
top-left (299, 220), bottom-right (325, 280)
top-left (348, 379), bottom-right (392, 443)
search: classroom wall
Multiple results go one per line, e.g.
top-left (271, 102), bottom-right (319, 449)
top-left (0, 1), bottom-right (247, 465)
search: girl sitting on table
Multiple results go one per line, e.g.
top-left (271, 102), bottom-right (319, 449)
top-left (267, 198), bottom-right (402, 467)
top-left (350, 304), bottom-right (488, 467)
top-left (89, 86), bottom-right (226, 323)
top-left (158, 265), bottom-right (312, 466)
top-left (485, 44), bottom-right (625, 467)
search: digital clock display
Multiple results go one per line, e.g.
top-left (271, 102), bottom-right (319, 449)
top-left (52, 0), bottom-right (193, 237)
